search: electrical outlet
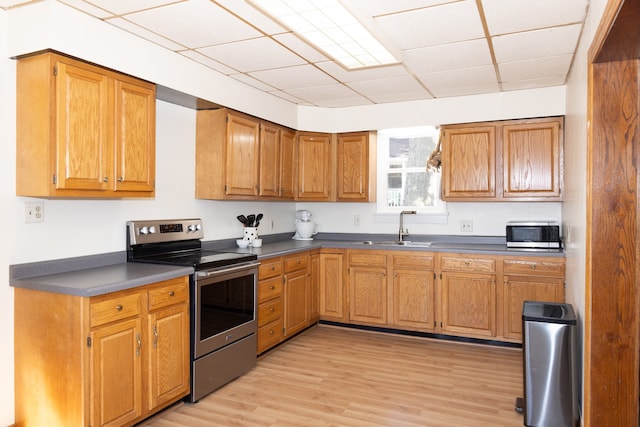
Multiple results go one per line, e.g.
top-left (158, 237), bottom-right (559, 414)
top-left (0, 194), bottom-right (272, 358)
top-left (25, 202), bottom-right (44, 223)
top-left (354, 214), bottom-right (360, 226)
top-left (460, 219), bottom-right (473, 232)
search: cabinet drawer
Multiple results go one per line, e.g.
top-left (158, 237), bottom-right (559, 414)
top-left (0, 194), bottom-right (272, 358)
top-left (440, 255), bottom-right (496, 273)
top-left (393, 253), bottom-right (435, 269)
top-left (503, 258), bottom-right (565, 276)
top-left (148, 277), bottom-right (188, 311)
top-left (259, 258), bottom-right (283, 280)
top-left (284, 254), bottom-right (308, 272)
top-left (258, 276), bottom-right (283, 303)
top-left (258, 298), bottom-right (282, 327)
top-left (258, 318), bottom-right (284, 353)
top-left (348, 251), bottom-right (386, 267)
top-left (90, 292), bottom-right (142, 327)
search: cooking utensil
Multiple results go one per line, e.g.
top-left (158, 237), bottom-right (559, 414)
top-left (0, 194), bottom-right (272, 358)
top-left (255, 213), bottom-right (263, 227)
top-left (246, 214), bottom-right (256, 227)
top-left (236, 215), bottom-right (247, 225)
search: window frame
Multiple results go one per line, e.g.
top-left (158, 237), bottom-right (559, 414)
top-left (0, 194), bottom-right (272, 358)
top-left (375, 126), bottom-right (448, 223)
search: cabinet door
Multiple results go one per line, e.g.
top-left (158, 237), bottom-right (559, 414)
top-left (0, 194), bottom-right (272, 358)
top-left (90, 318), bottom-right (142, 427)
top-left (393, 268), bottom-right (436, 331)
top-left (319, 253), bottom-right (346, 321)
top-left (349, 266), bottom-right (388, 325)
top-left (441, 126), bottom-right (496, 199)
top-left (55, 60), bottom-right (112, 191)
top-left (502, 119), bottom-right (562, 199)
top-left (226, 114), bottom-right (260, 196)
top-left (503, 275), bottom-right (564, 340)
top-left (147, 303), bottom-right (190, 409)
top-left (297, 132), bottom-right (332, 200)
top-left (114, 78), bottom-right (155, 193)
top-left (280, 129), bottom-right (297, 199)
top-left (337, 132), bottom-right (369, 201)
top-left (259, 123), bottom-right (281, 197)
top-left (284, 269), bottom-right (309, 336)
top-left (440, 272), bottom-right (496, 337)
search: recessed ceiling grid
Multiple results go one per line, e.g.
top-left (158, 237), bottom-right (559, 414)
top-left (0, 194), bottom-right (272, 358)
top-left (1, 0), bottom-right (589, 107)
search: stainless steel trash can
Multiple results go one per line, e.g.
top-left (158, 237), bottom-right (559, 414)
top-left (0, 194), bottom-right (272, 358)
top-left (522, 301), bottom-right (578, 427)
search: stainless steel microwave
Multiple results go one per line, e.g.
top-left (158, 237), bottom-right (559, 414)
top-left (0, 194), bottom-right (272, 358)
top-left (506, 221), bottom-right (561, 249)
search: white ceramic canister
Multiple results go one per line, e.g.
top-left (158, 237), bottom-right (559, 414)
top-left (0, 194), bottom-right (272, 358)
top-left (243, 227), bottom-right (259, 245)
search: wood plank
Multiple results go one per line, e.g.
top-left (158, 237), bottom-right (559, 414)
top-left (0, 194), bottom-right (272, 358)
top-left (139, 326), bottom-right (523, 426)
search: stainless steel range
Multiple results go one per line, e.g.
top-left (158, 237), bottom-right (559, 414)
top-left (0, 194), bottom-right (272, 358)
top-left (126, 218), bottom-right (259, 402)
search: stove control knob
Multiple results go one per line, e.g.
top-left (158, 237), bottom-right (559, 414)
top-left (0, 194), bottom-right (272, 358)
top-left (188, 224), bottom-right (199, 232)
top-left (139, 226), bottom-right (149, 235)
top-left (148, 226), bottom-right (156, 234)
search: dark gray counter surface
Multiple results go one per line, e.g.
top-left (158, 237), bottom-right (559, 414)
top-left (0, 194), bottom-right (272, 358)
top-left (11, 263), bottom-right (194, 297)
top-left (10, 234), bottom-right (563, 297)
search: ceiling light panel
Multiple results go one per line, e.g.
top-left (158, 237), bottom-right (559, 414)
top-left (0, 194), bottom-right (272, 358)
top-left (248, 0), bottom-right (399, 69)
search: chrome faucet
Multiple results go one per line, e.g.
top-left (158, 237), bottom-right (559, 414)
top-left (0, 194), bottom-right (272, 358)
top-left (398, 210), bottom-right (417, 242)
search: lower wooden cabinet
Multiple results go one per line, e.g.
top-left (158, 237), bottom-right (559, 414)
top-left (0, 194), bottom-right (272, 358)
top-left (391, 253), bottom-right (436, 331)
top-left (502, 257), bottom-right (565, 342)
top-left (319, 249), bottom-right (346, 322)
top-left (14, 276), bottom-right (190, 427)
top-left (257, 253), bottom-right (317, 354)
top-left (348, 250), bottom-right (388, 325)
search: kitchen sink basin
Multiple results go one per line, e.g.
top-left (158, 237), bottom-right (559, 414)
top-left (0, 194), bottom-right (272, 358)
top-left (360, 240), bottom-right (434, 247)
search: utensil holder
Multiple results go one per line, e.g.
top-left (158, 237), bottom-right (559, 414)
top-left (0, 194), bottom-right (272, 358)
top-left (243, 227), bottom-right (258, 245)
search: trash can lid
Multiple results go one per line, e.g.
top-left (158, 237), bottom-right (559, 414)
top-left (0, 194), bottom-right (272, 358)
top-left (522, 301), bottom-right (576, 324)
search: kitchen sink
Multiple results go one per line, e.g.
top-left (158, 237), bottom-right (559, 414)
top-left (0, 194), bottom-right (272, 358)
top-left (360, 240), bottom-right (434, 247)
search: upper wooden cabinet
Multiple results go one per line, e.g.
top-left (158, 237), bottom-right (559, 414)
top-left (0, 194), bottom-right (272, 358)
top-left (16, 52), bottom-right (156, 198)
top-left (336, 132), bottom-right (376, 202)
top-left (296, 132), bottom-right (333, 201)
top-left (441, 116), bottom-right (563, 202)
top-left (196, 109), bottom-right (296, 200)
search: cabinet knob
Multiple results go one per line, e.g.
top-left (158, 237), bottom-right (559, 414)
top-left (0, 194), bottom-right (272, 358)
top-left (530, 265), bottom-right (537, 270)
top-left (269, 330), bottom-right (275, 335)
top-left (115, 304), bottom-right (123, 311)
top-left (117, 177), bottom-right (124, 182)
top-left (102, 177), bottom-right (109, 183)
top-left (270, 285), bottom-right (275, 290)
top-left (169, 291), bottom-right (175, 296)
top-left (270, 307), bottom-right (275, 312)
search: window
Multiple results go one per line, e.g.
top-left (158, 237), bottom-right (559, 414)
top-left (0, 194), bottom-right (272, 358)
top-left (376, 126), bottom-right (446, 217)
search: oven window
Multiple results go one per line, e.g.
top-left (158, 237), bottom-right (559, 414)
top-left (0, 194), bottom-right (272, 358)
top-left (199, 274), bottom-right (255, 341)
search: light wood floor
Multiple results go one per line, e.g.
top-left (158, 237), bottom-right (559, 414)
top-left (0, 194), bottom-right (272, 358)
top-left (139, 325), bottom-right (524, 427)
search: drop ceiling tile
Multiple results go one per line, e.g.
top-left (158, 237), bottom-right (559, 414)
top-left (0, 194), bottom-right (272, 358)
top-left (347, 75), bottom-right (427, 97)
top-left (366, 90), bottom-right (434, 104)
top-left (493, 25), bottom-right (582, 63)
top-left (482, 0), bottom-right (588, 35)
top-left (315, 61), bottom-right (409, 83)
top-left (502, 76), bottom-right (566, 91)
top-left (198, 37), bottom-right (306, 72)
top-left (213, 0), bottom-right (287, 35)
top-left (417, 65), bottom-right (498, 97)
top-left (403, 38), bottom-right (492, 74)
top-left (179, 50), bottom-right (238, 74)
top-left (273, 33), bottom-right (329, 63)
top-left (107, 17), bottom-right (187, 51)
top-left (285, 84), bottom-right (369, 106)
top-left (72, 0), bottom-right (179, 16)
top-left (229, 73), bottom-right (278, 91)
top-left (268, 90), bottom-right (311, 105)
top-left (348, 0), bottom-right (457, 17)
top-left (374, 0), bottom-right (485, 50)
top-left (499, 54), bottom-right (573, 82)
top-left (57, 0), bottom-right (113, 18)
top-left (248, 64), bottom-right (336, 90)
top-left (123, 0), bottom-right (261, 48)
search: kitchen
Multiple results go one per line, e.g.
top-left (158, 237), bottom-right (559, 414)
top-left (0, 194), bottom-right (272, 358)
top-left (0, 0), bottom-right (633, 426)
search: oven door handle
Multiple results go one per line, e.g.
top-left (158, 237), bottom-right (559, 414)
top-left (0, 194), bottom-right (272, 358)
top-left (195, 261), bottom-right (260, 278)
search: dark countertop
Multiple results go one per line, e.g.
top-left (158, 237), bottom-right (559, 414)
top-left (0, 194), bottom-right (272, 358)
top-left (10, 234), bottom-right (563, 297)
top-left (10, 263), bottom-right (194, 297)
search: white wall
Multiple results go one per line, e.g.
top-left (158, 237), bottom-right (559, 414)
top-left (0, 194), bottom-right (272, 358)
top-left (0, 2), bottom-right (574, 425)
top-left (562, 0), bottom-right (608, 419)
